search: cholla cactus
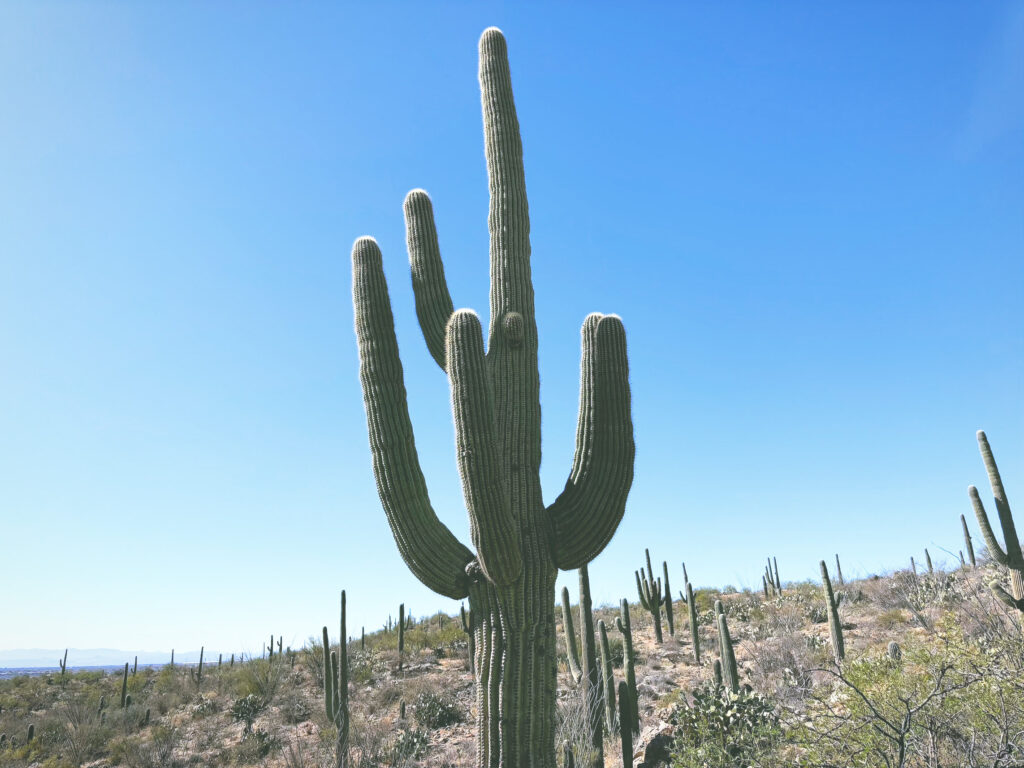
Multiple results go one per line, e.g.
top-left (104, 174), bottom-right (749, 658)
top-left (350, 28), bottom-right (634, 768)
top-left (969, 430), bottom-right (1023, 612)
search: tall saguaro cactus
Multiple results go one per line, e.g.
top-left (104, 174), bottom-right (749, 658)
top-left (970, 430), bottom-right (1023, 611)
top-left (351, 28), bottom-right (635, 768)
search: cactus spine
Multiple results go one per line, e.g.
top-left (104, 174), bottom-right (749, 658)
top-left (970, 431), bottom-right (1023, 611)
top-left (820, 560), bottom-right (845, 664)
top-left (561, 587), bottom-right (583, 684)
top-left (615, 599), bottom-right (638, 735)
top-left (685, 581), bottom-right (700, 663)
top-left (716, 612), bottom-right (739, 695)
top-left (661, 561), bottom-right (674, 637)
top-left (598, 620), bottom-right (616, 733)
top-left (961, 513), bottom-right (976, 567)
top-left (350, 28), bottom-right (634, 768)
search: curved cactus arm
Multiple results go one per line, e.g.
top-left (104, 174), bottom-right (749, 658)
top-left (970, 485), bottom-right (1009, 566)
top-left (635, 571), bottom-right (649, 610)
top-left (548, 315), bottom-right (634, 569)
top-left (352, 237), bottom-right (475, 599)
top-left (447, 310), bottom-right (522, 586)
top-left (404, 190), bottom-right (454, 371)
top-left (977, 430), bottom-right (1022, 566)
top-left (991, 583), bottom-right (1024, 612)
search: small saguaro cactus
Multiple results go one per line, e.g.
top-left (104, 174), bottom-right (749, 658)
top-left (459, 605), bottom-right (475, 674)
top-left (322, 591), bottom-right (350, 768)
top-left (716, 613), bottom-right (739, 695)
top-left (910, 556), bottom-right (917, 577)
top-left (961, 513), bottom-right (976, 567)
top-left (27, 724), bottom-right (34, 743)
top-left (132, 655), bottom-right (138, 675)
top-left (835, 554), bottom-right (845, 586)
top-left (969, 430), bottom-right (1023, 612)
top-left (578, 565), bottom-right (604, 768)
top-left (685, 581), bottom-right (701, 663)
top-left (398, 603), bottom-right (406, 671)
top-left (615, 599), bottom-right (638, 735)
top-left (772, 557), bottom-right (782, 594)
top-left (59, 648), bottom-right (68, 689)
top-left (661, 561), bottom-right (674, 637)
top-left (635, 560), bottom-right (664, 644)
top-left (598, 620), bottom-right (616, 733)
top-left (561, 587), bottom-right (583, 684)
top-left (617, 681), bottom-right (633, 768)
top-left (820, 560), bottom-right (845, 664)
top-left (197, 646), bottom-right (204, 683)
top-left (762, 574), bottom-right (769, 597)
top-left (170, 649), bottom-right (174, 667)
top-left (712, 659), bottom-right (723, 688)
top-left (925, 549), bottom-right (934, 575)
top-left (350, 28), bottom-right (634, 768)
top-left (120, 662), bottom-right (129, 708)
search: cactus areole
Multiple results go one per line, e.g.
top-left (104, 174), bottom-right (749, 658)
top-left (351, 28), bottom-right (635, 768)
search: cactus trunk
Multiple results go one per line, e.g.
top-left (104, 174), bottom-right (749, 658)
top-left (961, 514), bottom-right (976, 567)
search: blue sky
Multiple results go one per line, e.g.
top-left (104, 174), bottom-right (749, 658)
top-left (1, 2), bottom-right (1021, 657)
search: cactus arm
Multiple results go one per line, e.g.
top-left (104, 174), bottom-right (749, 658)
top-left (352, 237), bottom-right (475, 599)
top-left (404, 190), bottom-right (454, 370)
top-left (977, 431), bottom-right (1023, 566)
top-left (991, 583), bottom-right (1024, 612)
top-left (446, 310), bottom-right (522, 585)
top-left (635, 571), bottom-right (649, 610)
top-left (561, 587), bottom-right (583, 684)
top-left (970, 485), bottom-right (1009, 565)
top-left (548, 314), bottom-right (634, 569)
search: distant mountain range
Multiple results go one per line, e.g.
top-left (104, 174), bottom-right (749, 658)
top-left (0, 648), bottom-right (217, 669)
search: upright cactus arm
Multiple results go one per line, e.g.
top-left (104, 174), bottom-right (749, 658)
top-left (352, 237), bottom-right (475, 599)
top-left (404, 190), bottom-right (454, 371)
top-left (447, 310), bottom-right (522, 585)
top-left (970, 432), bottom-right (1021, 568)
top-left (971, 485), bottom-right (1008, 565)
top-left (561, 586), bottom-right (583, 684)
top-left (548, 314), bottom-right (634, 569)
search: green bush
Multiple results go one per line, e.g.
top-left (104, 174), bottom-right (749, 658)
top-left (669, 682), bottom-right (781, 768)
top-left (413, 691), bottom-right (463, 729)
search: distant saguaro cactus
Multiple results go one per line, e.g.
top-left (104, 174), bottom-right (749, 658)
top-left (398, 604), bottom-right (405, 672)
top-left (716, 613), bottom-right (739, 695)
top-left (662, 561), bottom-right (675, 637)
top-left (820, 560), bottom-right (845, 663)
top-left (969, 431), bottom-right (1023, 612)
top-left (615, 599), bottom-right (638, 735)
top-left (561, 587), bottom-right (583, 684)
top-left (961, 514), bottom-right (976, 567)
top-left (598, 620), bottom-right (616, 733)
top-left (322, 591), bottom-right (349, 768)
top-left (685, 581), bottom-right (700, 663)
top-left (925, 549), bottom-right (934, 575)
top-left (350, 28), bottom-right (634, 768)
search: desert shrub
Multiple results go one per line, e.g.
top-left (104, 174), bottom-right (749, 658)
top-left (669, 682), bottom-right (781, 768)
top-left (234, 728), bottom-right (282, 761)
top-left (388, 727), bottom-right (430, 762)
top-left (236, 657), bottom-right (286, 705)
top-left (278, 690), bottom-right (312, 724)
top-left (189, 694), bottom-right (218, 718)
top-left (413, 691), bottom-right (463, 729)
top-left (349, 648), bottom-right (386, 686)
top-left (878, 608), bottom-right (909, 629)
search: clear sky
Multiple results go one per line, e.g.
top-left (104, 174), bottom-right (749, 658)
top-left (1, 2), bottom-right (1021, 658)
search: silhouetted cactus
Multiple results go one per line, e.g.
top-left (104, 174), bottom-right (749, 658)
top-left (970, 430), bottom-right (1023, 611)
top-left (561, 587), bottom-right (583, 684)
top-left (120, 662), bottom-right (129, 708)
top-left (350, 28), bottom-right (634, 767)
top-left (615, 599), bottom-right (638, 735)
top-left (197, 647), bottom-right (204, 683)
top-left (773, 557), bottom-right (782, 594)
top-left (820, 560), bottom-right (845, 663)
top-left (962, 513), bottom-right (976, 567)
top-left (59, 648), bottom-right (68, 689)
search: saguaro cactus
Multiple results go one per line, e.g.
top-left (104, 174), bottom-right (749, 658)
top-left (820, 560), bottom-right (845, 664)
top-left (615, 599), bottom-right (638, 735)
top-left (635, 564), bottom-right (664, 643)
top-left (561, 587), bottom-right (583, 684)
top-left (598, 620), bottom-right (616, 733)
top-left (398, 603), bottom-right (406, 671)
top-left (322, 591), bottom-right (349, 768)
top-left (961, 514), bottom-right (976, 567)
top-left (578, 565), bottom-right (604, 768)
top-left (716, 613), bottom-right (739, 695)
top-left (969, 430), bottom-right (1023, 611)
top-left (685, 581), bottom-right (700, 663)
top-left (351, 28), bottom-right (634, 768)
top-left (661, 561), bottom-right (675, 637)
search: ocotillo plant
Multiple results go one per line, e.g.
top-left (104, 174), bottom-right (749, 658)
top-left (962, 513), bottom-right (977, 567)
top-left (617, 681), bottom-right (633, 768)
top-left (835, 554), bottom-right (845, 586)
top-left (635, 568), bottom-right (664, 643)
top-left (615, 599), bottom-right (638, 735)
top-left (716, 613), bottom-right (739, 695)
top-left (398, 603), bottom-right (406, 672)
top-left (970, 430), bottom-right (1023, 611)
top-left (120, 662), bottom-right (129, 708)
top-left (662, 561), bottom-right (674, 637)
top-left (351, 27), bottom-right (634, 768)
top-left (561, 586), bottom-right (583, 684)
top-left (820, 560), bottom-right (845, 664)
top-left (459, 605), bottom-right (475, 675)
top-left (579, 565), bottom-right (604, 768)
top-left (685, 580), bottom-right (700, 663)
top-left (598, 620), bottom-right (616, 733)
top-left (322, 590), bottom-right (350, 768)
